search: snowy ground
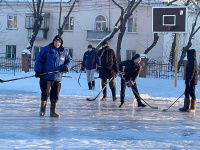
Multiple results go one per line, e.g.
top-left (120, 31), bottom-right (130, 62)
top-left (0, 72), bottom-right (200, 149)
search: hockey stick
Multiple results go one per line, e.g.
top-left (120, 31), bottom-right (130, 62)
top-left (120, 66), bottom-right (158, 109)
top-left (130, 86), bottom-right (158, 109)
top-left (0, 71), bottom-right (59, 83)
top-left (0, 75), bottom-right (35, 83)
top-left (86, 77), bottom-right (113, 101)
top-left (70, 62), bottom-right (82, 72)
top-left (78, 70), bottom-right (82, 87)
top-left (162, 92), bottom-right (184, 111)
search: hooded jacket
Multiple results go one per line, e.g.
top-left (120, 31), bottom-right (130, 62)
top-left (98, 46), bottom-right (118, 79)
top-left (119, 57), bottom-right (141, 82)
top-left (34, 35), bottom-right (72, 81)
top-left (186, 49), bottom-right (198, 85)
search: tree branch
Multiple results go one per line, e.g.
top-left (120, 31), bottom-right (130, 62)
top-left (59, 0), bottom-right (77, 36)
top-left (167, 0), bottom-right (178, 6)
top-left (144, 33), bottom-right (159, 55)
top-left (32, 0), bottom-right (36, 19)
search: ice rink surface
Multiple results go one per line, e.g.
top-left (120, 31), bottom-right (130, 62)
top-left (0, 90), bottom-right (200, 149)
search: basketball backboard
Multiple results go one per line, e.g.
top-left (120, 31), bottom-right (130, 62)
top-left (152, 7), bottom-right (187, 33)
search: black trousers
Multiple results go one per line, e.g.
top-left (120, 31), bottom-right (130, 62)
top-left (120, 79), bottom-right (142, 104)
top-left (185, 82), bottom-right (196, 100)
top-left (101, 78), bottom-right (116, 98)
top-left (40, 78), bottom-right (61, 103)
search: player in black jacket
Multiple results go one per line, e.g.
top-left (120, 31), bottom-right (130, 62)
top-left (118, 54), bottom-right (146, 108)
top-left (179, 49), bottom-right (198, 113)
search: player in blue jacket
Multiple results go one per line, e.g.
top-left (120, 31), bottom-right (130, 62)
top-left (35, 35), bottom-right (72, 117)
top-left (81, 44), bottom-right (100, 90)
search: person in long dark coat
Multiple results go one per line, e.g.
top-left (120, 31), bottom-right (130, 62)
top-left (179, 49), bottom-right (198, 113)
top-left (118, 54), bottom-right (146, 108)
top-left (98, 41), bottom-right (118, 101)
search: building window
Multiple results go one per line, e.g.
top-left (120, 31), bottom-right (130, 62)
top-left (25, 15), bottom-right (34, 28)
top-left (126, 50), bottom-right (136, 60)
top-left (127, 18), bottom-right (137, 33)
top-left (65, 48), bottom-right (73, 58)
top-left (7, 15), bottom-right (17, 29)
top-left (64, 17), bottom-right (74, 31)
top-left (95, 15), bottom-right (107, 31)
top-left (33, 46), bottom-right (43, 61)
top-left (6, 45), bottom-right (16, 59)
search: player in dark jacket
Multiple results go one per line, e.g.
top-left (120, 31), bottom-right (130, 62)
top-left (98, 41), bottom-right (118, 101)
top-left (81, 45), bottom-right (100, 90)
top-left (179, 49), bottom-right (198, 113)
top-left (118, 54), bottom-right (146, 108)
top-left (35, 35), bottom-right (72, 117)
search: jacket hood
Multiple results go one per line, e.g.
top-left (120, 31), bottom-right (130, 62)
top-left (49, 35), bottom-right (64, 51)
top-left (187, 49), bottom-right (196, 60)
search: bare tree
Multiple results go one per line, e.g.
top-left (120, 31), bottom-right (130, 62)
top-left (143, 33), bottom-right (159, 55)
top-left (95, 0), bottom-right (142, 63)
top-left (177, 10), bottom-right (200, 70)
top-left (58, 0), bottom-right (77, 36)
top-left (26, 0), bottom-right (45, 53)
top-left (95, 1), bottom-right (132, 51)
top-left (114, 0), bottom-right (142, 63)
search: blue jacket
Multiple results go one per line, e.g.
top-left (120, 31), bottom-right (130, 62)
top-left (82, 50), bottom-right (100, 70)
top-left (34, 45), bottom-right (72, 81)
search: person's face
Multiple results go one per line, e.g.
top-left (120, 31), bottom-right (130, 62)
top-left (102, 44), bottom-right (108, 48)
top-left (88, 48), bottom-right (92, 51)
top-left (54, 40), bottom-right (62, 48)
top-left (134, 57), bottom-right (141, 64)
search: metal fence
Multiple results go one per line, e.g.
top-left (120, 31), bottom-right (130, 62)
top-left (0, 57), bottom-right (82, 73)
top-left (0, 56), bottom-right (189, 80)
top-left (146, 62), bottom-right (184, 80)
top-left (0, 55), bottom-right (16, 75)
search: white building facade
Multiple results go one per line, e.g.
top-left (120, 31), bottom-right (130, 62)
top-left (0, 0), bottom-right (200, 64)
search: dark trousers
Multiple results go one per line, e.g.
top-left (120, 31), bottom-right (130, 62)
top-left (101, 78), bottom-right (116, 98)
top-left (40, 78), bottom-right (61, 103)
top-left (185, 82), bottom-right (196, 100)
top-left (120, 79), bottom-right (142, 104)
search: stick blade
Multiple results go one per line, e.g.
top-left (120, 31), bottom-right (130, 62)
top-left (86, 97), bottom-right (96, 101)
top-left (162, 109), bottom-right (167, 111)
top-left (151, 106), bottom-right (159, 109)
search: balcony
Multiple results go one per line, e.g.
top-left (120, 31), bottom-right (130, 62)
top-left (87, 30), bottom-right (111, 41)
top-left (25, 13), bottom-right (50, 39)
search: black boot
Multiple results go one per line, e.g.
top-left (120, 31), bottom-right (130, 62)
top-left (189, 99), bottom-right (196, 113)
top-left (101, 97), bottom-right (107, 101)
top-left (138, 102), bottom-right (147, 107)
top-left (137, 98), bottom-right (147, 107)
top-left (88, 82), bottom-right (92, 90)
top-left (40, 101), bottom-right (47, 116)
top-left (50, 102), bottom-right (60, 117)
top-left (119, 102), bottom-right (125, 108)
top-left (92, 81), bottom-right (95, 90)
top-left (179, 98), bottom-right (190, 112)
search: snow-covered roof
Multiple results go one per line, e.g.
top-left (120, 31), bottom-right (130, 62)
top-left (3, 0), bottom-right (71, 2)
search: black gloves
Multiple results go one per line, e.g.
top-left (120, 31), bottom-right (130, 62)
top-left (62, 66), bottom-right (69, 73)
top-left (81, 65), bottom-right (85, 71)
top-left (35, 72), bottom-right (41, 78)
